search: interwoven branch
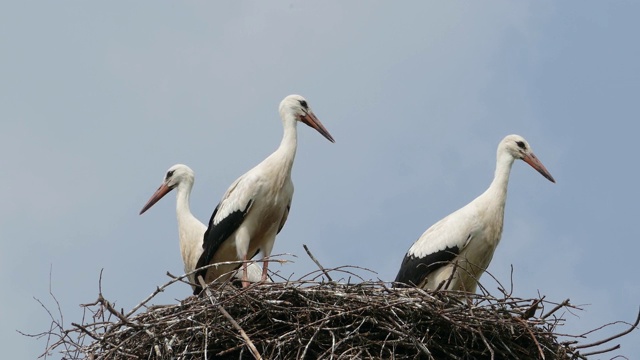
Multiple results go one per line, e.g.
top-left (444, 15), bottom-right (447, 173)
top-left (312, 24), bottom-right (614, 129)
top-left (32, 258), bottom-right (638, 360)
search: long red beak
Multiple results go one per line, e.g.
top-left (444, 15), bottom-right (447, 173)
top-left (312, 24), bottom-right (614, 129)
top-left (523, 153), bottom-right (556, 183)
top-left (301, 111), bottom-right (335, 143)
top-left (139, 183), bottom-right (173, 215)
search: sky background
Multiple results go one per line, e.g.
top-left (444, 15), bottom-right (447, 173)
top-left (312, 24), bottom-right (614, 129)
top-left (1, 2), bottom-right (639, 358)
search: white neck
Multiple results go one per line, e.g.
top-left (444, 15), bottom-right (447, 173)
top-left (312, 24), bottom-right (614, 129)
top-left (487, 151), bottom-right (515, 199)
top-left (263, 113), bottom-right (298, 185)
top-left (174, 179), bottom-right (205, 272)
top-left (473, 149), bottom-right (516, 219)
top-left (175, 180), bottom-right (196, 227)
top-left (467, 150), bottom-right (515, 248)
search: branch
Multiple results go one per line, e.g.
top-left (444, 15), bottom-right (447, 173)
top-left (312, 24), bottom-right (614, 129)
top-left (575, 306), bottom-right (640, 350)
top-left (303, 244), bottom-right (333, 282)
top-left (541, 299), bottom-right (571, 320)
top-left (197, 276), bottom-right (263, 360)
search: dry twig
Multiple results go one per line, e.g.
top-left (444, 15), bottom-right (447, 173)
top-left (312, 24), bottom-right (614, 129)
top-left (28, 254), bottom-right (638, 360)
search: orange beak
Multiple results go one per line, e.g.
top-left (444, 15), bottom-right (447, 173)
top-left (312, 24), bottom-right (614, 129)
top-left (523, 153), bottom-right (556, 183)
top-left (139, 183), bottom-right (173, 215)
top-left (300, 111), bottom-right (335, 143)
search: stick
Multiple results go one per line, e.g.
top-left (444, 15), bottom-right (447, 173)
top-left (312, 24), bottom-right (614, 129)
top-left (580, 344), bottom-right (621, 357)
top-left (303, 244), bottom-right (333, 282)
top-left (70, 323), bottom-right (102, 342)
top-left (197, 276), bottom-right (263, 360)
top-left (575, 306), bottom-right (640, 349)
top-left (541, 299), bottom-right (571, 320)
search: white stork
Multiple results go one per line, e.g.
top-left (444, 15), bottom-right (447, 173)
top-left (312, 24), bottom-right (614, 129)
top-left (394, 134), bottom-right (555, 293)
top-left (194, 94), bottom-right (334, 294)
top-left (139, 164), bottom-right (265, 291)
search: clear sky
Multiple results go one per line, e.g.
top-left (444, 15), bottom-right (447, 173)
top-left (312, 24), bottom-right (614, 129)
top-left (2, 2), bottom-right (639, 358)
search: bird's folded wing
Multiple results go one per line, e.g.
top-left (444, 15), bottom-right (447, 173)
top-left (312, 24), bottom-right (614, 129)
top-left (394, 215), bottom-right (473, 286)
top-left (193, 175), bottom-right (261, 293)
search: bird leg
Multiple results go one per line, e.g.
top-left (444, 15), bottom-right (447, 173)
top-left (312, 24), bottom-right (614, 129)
top-left (241, 254), bottom-right (250, 288)
top-left (261, 258), bottom-right (269, 282)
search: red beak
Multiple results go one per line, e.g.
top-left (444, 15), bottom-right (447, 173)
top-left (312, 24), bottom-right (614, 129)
top-left (523, 153), bottom-right (556, 183)
top-left (139, 183), bottom-right (173, 215)
top-left (300, 111), bottom-right (335, 143)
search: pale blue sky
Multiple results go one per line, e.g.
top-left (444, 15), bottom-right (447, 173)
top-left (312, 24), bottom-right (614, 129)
top-left (1, 2), bottom-right (639, 358)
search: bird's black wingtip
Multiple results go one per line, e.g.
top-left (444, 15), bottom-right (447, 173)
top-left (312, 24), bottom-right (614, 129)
top-left (192, 268), bottom-right (206, 295)
top-left (392, 280), bottom-right (411, 289)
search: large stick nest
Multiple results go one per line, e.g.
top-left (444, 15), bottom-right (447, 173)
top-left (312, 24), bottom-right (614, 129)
top-left (36, 257), bottom-right (638, 360)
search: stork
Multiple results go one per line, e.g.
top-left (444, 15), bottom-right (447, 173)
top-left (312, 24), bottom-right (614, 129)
top-left (194, 94), bottom-right (334, 294)
top-left (394, 134), bottom-right (555, 293)
top-left (139, 164), bottom-right (265, 291)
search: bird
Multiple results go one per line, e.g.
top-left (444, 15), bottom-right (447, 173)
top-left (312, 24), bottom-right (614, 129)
top-left (194, 94), bottom-right (335, 294)
top-left (394, 134), bottom-right (555, 293)
top-left (139, 164), bottom-right (266, 292)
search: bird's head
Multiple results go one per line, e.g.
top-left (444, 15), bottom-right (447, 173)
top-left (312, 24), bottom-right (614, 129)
top-left (500, 134), bottom-right (555, 183)
top-left (279, 94), bottom-right (335, 143)
top-left (139, 164), bottom-right (195, 215)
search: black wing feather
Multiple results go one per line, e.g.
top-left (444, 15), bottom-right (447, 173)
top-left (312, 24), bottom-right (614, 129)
top-left (277, 203), bottom-right (291, 234)
top-left (193, 199), bottom-right (253, 294)
top-left (394, 245), bottom-right (460, 287)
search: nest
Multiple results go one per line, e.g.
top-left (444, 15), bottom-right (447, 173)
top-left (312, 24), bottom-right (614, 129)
top-left (35, 254), bottom-right (638, 360)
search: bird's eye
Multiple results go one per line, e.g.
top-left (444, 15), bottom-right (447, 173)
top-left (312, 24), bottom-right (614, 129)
top-left (298, 100), bottom-right (308, 109)
top-left (516, 141), bottom-right (526, 149)
top-left (166, 170), bottom-right (175, 179)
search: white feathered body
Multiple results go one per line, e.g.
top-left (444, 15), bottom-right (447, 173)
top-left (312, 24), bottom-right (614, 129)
top-left (395, 134), bottom-right (555, 293)
top-left (203, 149), bottom-right (294, 284)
